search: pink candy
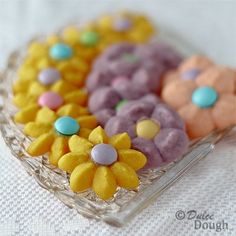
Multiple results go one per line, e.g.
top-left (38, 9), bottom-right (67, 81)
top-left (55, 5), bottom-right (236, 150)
top-left (38, 92), bottom-right (63, 110)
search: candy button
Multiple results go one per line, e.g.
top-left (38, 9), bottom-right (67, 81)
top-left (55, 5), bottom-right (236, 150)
top-left (111, 76), bottom-right (129, 87)
top-left (38, 68), bottom-right (60, 85)
top-left (122, 53), bottom-right (139, 63)
top-left (80, 31), bottom-right (99, 46)
top-left (192, 86), bottom-right (218, 108)
top-left (91, 144), bottom-right (117, 166)
top-left (181, 68), bottom-right (201, 80)
top-left (38, 91), bottom-right (63, 110)
top-left (54, 116), bottom-right (80, 136)
top-left (113, 18), bottom-right (133, 31)
top-left (136, 119), bottom-right (160, 139)
top-left (115, 99), bottom-right (128, 111)
top-left (50, 43), bottom-right (73, 60)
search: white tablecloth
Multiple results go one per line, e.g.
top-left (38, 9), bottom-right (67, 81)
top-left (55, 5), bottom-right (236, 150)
top-left (0, 1), bottom-right (236, 235)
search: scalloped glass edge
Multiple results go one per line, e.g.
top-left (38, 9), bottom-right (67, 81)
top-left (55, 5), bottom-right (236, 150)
top-left (0, 28), bottom-right (235, 227)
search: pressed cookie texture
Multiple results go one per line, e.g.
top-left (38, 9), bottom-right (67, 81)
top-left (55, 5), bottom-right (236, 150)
top-left (58, 126), bottom-right (147, 200)
top-left (104, 97), bottom-right (189, 169)
top-left (162, 55), bottom-right (236, 139)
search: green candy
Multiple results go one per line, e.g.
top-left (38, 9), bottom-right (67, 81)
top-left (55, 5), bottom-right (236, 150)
top-left (80, 31), bottom-right (99, 46)
top-left (122, 53), bottom-right (139, 63)
top-left (115, 100), bottom-right (128, 111)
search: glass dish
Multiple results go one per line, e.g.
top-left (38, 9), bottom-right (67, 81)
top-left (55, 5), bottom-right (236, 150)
top-left (0, 30), bottom-right (235, 227)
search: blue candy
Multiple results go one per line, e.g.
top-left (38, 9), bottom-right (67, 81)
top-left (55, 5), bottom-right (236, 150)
top-left (50, 43), bottom-right (73, 60)
top-left (192, 86), bottom-right (218, 108)
top-left (54, 116), bottom-right (80, 136)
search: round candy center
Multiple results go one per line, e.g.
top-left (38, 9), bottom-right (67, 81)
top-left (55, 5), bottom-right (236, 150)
top-left (122, 53), bottom-right (139, 63)
top-left (50, 43), bottom-right (73, 60)
top-left (54, 116), bottom-right (80, 136)
top-left (111, 76), bottom-right (129, 87)
top-left (91, 144), bottom-right (117, 166)
top-left (38, 68), bottom-right (61, 85)
top-left (113, 18), bottom-right (133, 31)
top-left (192, 86), bottom-right (218, 108)
top-left (80, 31), bottom-right (99, 46)
top-left (38, 91), bottom-right (63, 110)
top-left (136, 119), bottom-right (160, 140)
top-left (115, 99), bottom-right (128, 111)
top-left (181, 68), bottom-right (201, 80)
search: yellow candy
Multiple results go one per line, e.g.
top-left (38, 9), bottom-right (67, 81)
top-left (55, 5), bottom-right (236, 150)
top-left (57, 103), bottom-right (89, 118)
top-left (69, 135), bottom-right (93, 153)
top-left (136, 119), bottom-right (160, 139)
top-left (12, 93), bottom-right (36, 108)
top-left (27, 132), bottom-right (55, 156)
top-left (28, 81), bottom-right (47, 97)
top-left (70, 162), bottom-right (96, 192)
top-left (109, 133), bottom-right (131, 150)
top-left (88, 126), bottom-right (108, 144)
top-left (49, 136), bottom-right (69, 166)
top-left (51, 80), bottom-right (77, 96)
top-left (92, 166), bottom-right (117, 200)
top-left (110, 162), bottom-right (139, 189)
top-left (14, 104), bottom-right (39, 124)
top-left (58, 152), bottom-right (89, 173)
top-left (24, 122), bottom-right (52, 138)
top-left (35, 107), bottom-right (58, 123)
top-left (64, 90), bottom-right (87, 106)
top-left (118, 149), bottom-right (147, 171)
top-left (76, 116), bottom-right (97, 129)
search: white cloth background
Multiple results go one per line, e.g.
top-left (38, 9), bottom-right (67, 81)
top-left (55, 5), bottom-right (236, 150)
top-left (0, 1), bottom-right (236, 235)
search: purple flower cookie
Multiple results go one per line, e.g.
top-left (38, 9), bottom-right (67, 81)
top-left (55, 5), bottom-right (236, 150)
top-left (88, 86), bottom-right (160, 127)
top-left (104, 99), bottom-right (189, 169)
top-left (86, 42), bottom-right (182, 93)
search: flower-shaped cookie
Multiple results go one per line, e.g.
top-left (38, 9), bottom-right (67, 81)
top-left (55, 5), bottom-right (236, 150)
top-left (63, 11), bottom-right (155, 49)
top-left (27, 116), bottom-right (97, 166)
top-left (57, 126), bottom-right (147, 200)
top-left (86, 42), bottom-right (182, 94)
top-left (89, 89), bottom-right (160, 126)
top-left (104, 99), bottom-right (189, 169)
top-left (162, 55), bottom-right (236, 139)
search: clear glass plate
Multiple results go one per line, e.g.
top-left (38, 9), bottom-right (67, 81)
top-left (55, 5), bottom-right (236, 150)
top-left (0, 29), bottom-right (235, 227)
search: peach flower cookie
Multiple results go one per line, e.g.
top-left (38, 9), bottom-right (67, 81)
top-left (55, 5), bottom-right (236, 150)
top-left (104, 98), bottom-right (189, 169)
top-left (163, 55), bottom-right (214, 86)
top-left (162, 58), bottom-right (236, 139)
top-left (27, 116), bottom-right (97, 167)
top-left (57, 126), bottom-right (147, 200)
top-left (86, 42), bottom-right (182, 94)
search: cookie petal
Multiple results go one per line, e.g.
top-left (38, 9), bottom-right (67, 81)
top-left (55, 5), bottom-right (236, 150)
top-left (154, 128), bottom-right (189, 163)
top-left (162, 80), bottom-right (197, 110)
top-left (178, 103), bottom-right (215, 139)
top-left (92, 166), bottom-right (117, 200)
top-left (212, 94), bottom-right (236, 129)
top-left (70, 162), bottom-right (96, 192)
top-left (110, 162), bottom-right (139, 189)
top-left (118, 149), bottom-right (147, 170)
